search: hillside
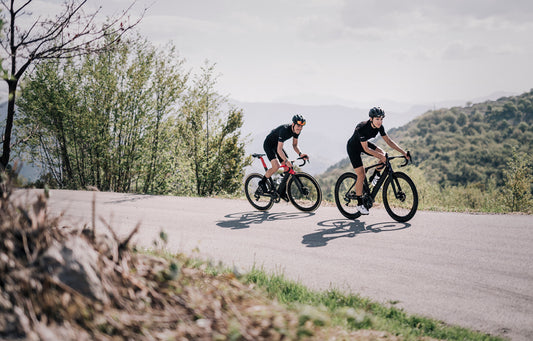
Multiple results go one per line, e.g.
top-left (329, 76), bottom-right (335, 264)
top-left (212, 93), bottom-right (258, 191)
top-left (391, 89), bottom-right (533, 186)
top-left (317, 89), bottom-right (533, 192)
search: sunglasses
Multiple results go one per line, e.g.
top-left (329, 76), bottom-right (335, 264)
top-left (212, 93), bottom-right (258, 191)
top-left (295, 120), bottom-right (306, 126)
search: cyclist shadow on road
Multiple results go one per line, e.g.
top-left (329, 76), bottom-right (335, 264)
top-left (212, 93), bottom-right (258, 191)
top-left (217, 211), bottom-right (315, 230)
top-left (302, 219), bottom-right (410, 247)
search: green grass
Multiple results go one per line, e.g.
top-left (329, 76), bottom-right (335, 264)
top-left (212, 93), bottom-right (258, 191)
top-left (242, 266), bottom-right (505, 341)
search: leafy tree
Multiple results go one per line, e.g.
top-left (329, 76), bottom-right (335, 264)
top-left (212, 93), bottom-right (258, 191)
top-left (178, 62), bottom-right (250, 196)
top-left (502, 148), bottom-right (532, 212)
top-left (17, 36), bottom-right (188, 192)
top-left (0, 0), bottom-right (143, 169)
top-left (140, 43), bottom-right (188, 194)
top-left (18, 39), bottom-right (249, 196)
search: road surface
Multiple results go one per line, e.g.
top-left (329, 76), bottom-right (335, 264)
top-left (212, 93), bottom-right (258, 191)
top-left (20, 189), bottom-right (532, 340)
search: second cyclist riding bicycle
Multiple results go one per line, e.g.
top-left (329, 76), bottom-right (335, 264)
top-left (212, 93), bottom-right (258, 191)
top-left (244, 153), bottom-right (322, 212)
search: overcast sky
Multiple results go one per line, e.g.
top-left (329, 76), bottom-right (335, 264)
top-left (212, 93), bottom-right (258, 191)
top-left (25, 1), bottom-right (533, 106)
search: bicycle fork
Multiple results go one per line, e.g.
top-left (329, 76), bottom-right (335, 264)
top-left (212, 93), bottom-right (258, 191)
top-left (385, 172), bottom-right (407, 202)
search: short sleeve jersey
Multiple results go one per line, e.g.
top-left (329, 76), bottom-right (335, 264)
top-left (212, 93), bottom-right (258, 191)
top-left (265, 124), bottom-right (299, 145)
top-left (350, 120), bottom-right (386, 143)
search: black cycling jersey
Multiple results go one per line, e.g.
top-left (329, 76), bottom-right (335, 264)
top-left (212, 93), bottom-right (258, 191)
top-left (263, 124), bottom-right (299, 161)
top-left (347, 120), bottom-right (387, 168)
top-left (349, 120), bottom-right (386, 143)
top-left (265, 124), bottom-right (300, 144)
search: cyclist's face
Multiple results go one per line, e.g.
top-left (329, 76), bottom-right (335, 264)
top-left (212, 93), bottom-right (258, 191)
top-left (371, 116), bottom-right (383, 128)
top-left (293, 123), bottom-right (304, 134)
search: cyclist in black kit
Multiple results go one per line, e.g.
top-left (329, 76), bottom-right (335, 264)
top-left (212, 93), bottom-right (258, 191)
top-left (258, 114), bottom-right (309, 201)
top-left (347, 107), bottom-right (410, 215)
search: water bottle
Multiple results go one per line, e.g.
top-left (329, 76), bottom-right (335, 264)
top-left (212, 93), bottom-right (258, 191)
top-left (371, 171), bottom-right (380, 186)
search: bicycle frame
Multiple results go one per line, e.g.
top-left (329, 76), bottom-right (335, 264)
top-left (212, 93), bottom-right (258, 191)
top-left (365, 153), bottom-right (410, 202)
top-left (255, 153), bottom-right (297, 175)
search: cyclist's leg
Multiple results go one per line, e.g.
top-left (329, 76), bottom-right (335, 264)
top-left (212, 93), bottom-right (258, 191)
top-left (354, 166), bottom-right (365, 196)
top-left (348, 140), bottom-right (369, 215)
top-left (276, 149), bottom-right (290, 198)
top-left (260, 140), bottom-right (280, 191)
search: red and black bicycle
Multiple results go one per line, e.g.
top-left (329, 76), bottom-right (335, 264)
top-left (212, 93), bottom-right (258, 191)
top-left (244, 153), bottom-right (322, 212)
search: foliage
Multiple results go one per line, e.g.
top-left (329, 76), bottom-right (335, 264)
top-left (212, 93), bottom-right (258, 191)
top-left (16, 36), bottom-right (250, 196)
top-left (177, 62), bottom-right (251, 196)
top-left (502, 147), bottom-right (533, 212)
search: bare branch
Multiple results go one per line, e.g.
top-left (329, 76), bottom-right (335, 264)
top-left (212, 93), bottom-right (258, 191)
top-left (13, 0), bottom-right (33, 17)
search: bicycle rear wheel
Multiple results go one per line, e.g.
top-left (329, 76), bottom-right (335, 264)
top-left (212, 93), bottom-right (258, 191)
top-left (244, 173), bottom-right (274, 211)
top-left (382, 172), bottom-right (418, 222)
top-left (287, 172), bottom-right (322, 212)
top-left (334, 172), bottom-right (362, 220)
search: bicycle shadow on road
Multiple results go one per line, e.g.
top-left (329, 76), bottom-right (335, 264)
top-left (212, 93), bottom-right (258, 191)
top-left (217, 211), bottom-right (314, 230)
top-left (302, 219), bottom-right (410, 247)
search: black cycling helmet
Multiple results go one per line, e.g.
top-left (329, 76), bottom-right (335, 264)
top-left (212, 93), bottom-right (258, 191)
top-left (292, 114), bottom-right (306, 126)
top-left (369, 107), bottom-right (385, 118)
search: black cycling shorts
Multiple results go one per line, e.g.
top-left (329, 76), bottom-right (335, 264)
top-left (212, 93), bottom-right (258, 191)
top-left (347, 138), bottom-right (376, 169)
top-left (263, 139), bottom-right (288, 163)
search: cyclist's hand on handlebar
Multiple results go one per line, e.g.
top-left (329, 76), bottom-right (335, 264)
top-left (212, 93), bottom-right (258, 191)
top-left (299, 153), bottom-right (309, 160)
top-left (400, 151), bottom-right (412, 167)
top-left (283, 159), bottom-right (293, 169)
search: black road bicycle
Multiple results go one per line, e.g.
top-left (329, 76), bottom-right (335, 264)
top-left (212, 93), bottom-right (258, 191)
top-left (334, 152), bottom-right (418, 222)
top-left (244, 153), bottom-right (322, 212)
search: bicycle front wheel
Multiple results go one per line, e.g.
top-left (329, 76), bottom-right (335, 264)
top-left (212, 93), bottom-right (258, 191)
top-left (287, 172), bottom-right (322, 212)
top-left (334, 172), bottom-right (361, 220)
top-left (382, 172), bottom-right (418, 222)
top-left (244, 173), bottom-right (274, 211)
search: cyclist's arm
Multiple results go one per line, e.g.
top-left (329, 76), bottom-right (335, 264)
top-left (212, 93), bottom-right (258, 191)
top-left (361, 141), bottom-right (386, 162)
top-left (292, 137), bottom-right (308, 159)
top-left (292, 137), bottom-right (307, 157)
top-left (277, 141), bottom-right (292, 167)
top-left (276, 141), bottom-right (286, 161)
top-left (382, 135), bottom-right (409, 159)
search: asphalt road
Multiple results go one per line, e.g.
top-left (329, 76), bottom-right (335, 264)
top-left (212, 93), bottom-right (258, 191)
top-left (23, 189), bottom-right (532, 340)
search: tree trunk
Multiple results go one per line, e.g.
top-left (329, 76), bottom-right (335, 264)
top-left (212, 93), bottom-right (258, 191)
top-left (1, 80), bottom-right (18, 169)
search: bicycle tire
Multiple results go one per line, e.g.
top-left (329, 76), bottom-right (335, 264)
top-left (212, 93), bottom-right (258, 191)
top-left (334, 172), bottom-right (362, 220)
top-left (244, 173), bottom-right (274, 211)
top-left (287, 172), bottom-right (322, 212)
top-left (382, 172), bottom-right (418, 222)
